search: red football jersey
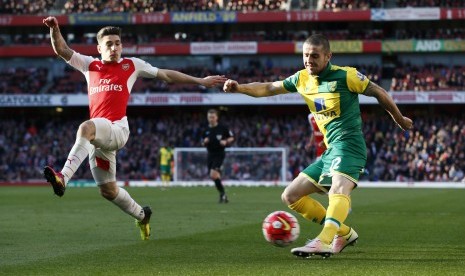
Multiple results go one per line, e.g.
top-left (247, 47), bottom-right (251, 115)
top-left (308, 113), bottom-right (325, 157)
top-left (68, 52), bottom-right (159, 122)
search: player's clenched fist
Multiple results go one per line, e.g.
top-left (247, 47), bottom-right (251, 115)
top-left (223, 79), bottom-right (239, 93)
top-left (398, 116), bottom-right (413, 131)
top-left (43, 16), bottom-right (58, 28)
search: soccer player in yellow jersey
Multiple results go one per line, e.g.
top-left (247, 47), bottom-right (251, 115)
top-left (224, 34), bottom-right (413, 257)
top-left (159, 145), bottom-right (173, 188)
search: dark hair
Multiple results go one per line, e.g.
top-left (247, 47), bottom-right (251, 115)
top-left (96, 26), bottom-right (122, 43)
top-left (207, 108), bottom-right (219, 116)
top-left (304, 34), bottom-right (330, 53)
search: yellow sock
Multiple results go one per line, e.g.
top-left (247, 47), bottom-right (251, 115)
top-left (317, 194), bottom-right (350, 244)
top-left (288, 196), bottom-right (326, 224)
top-left (161, 174), bottom-right (169, 186)
top-left (337, 196), bottom-right (351, 236)
top-left (337, 224), bottom-right (351, 236)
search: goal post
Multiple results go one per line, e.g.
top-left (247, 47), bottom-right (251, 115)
top-left (173, 147), bottom-right (288, 186)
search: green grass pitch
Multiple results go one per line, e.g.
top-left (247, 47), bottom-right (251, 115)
top-left (1, 186), bottom-right (465, 275)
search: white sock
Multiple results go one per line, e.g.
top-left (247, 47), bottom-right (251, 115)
top-left (61, 137), bottom-right (91, 184)
top-left (112, 187), bottom-right (145, 221)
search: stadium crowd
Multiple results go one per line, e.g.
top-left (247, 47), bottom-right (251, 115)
top-left (1, 111), bottom-right (464, 183)
top-left (2, 27), bottom-right (465, 46)
top-left (364, 112), bottom-right (465, 182)
top-left (0, 66), bottom-right (49, 94)
top-left (390, 63), bottom-right (465, 92)
top-left (318, 0), bottom-right (383, 10)
top-left (5, 61), bottom-right (465, 94)
top-left (0, 0), bottom-right (462, 15)
top-left (0, 0), bottom-right (55, 15)
top-left (0, 61), bottom-right (382, 94)
top-left (396, 0), bottom-right (463, 7)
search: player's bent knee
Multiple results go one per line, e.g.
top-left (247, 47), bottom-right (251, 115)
top-left (99, 183), bottom-right (119, 200)
top-left (281, 192), bottom-right (290, 205)
top-left (77, 121), bottom-right (96, 140)
top-left (329, 175), bottom-right (355, 195)
top-left (100, 189), bottom-right (117, 200)
top-left (281, 189), bottom-right (297, 205)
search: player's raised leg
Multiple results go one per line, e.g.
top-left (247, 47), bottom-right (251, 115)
top-left (99, 179), bottom-right (152, 240)
top-left (136, 206), bottom-right (152, 240)
top-left (91, 146), bottom-right (152, 240)
top-left (90, 118), bottom-right (152, 239)
top-left (113, 187), bottom-right (152, 240)
top-left (44, 121), bottom-right (94, 196)
top-left (282, 173), bottom-right (326, 224)
top-left (43, 166), bottom-right (66, 197)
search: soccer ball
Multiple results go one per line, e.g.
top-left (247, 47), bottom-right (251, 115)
top-left (262, 211), bottom-right (300, 247)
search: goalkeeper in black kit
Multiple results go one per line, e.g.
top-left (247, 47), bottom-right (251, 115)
top-left (202, 109), bottom-right (234, 203)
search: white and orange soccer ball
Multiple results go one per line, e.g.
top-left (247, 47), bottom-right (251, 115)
top-left (262, 211), bottom-right (300, 247)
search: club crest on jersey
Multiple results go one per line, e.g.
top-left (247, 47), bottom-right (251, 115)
top-left (327, 81), bottom-right (337, 92)
top-left (122, 63), bottom-right (130, 71)
top-left (216, 135), bottom-right (222, 140)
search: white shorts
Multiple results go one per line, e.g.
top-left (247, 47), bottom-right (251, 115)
top-left (89, 117), bottom-right (129, 185)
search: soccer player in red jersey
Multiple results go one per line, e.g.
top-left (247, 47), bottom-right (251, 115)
top-left (42, 16), bottom-right (226, 240)
top-left (306, 113), bottom-right (326, 159)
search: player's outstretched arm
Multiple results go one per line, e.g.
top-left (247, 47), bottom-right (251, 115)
top-left (223, 79), bottom-right (288, 97)
top-left (363, 81), bottom-right (413, 130)
top-left (43, 16), bottom-right (73, 61)
top-left (156, 69), bottom-right (227, 88)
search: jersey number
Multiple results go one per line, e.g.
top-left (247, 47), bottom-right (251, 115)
top-left (330, 157), bottom-right (341, 170)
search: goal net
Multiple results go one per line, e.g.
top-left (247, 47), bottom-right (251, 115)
top-left (173, 147), bottom-right (288, 186)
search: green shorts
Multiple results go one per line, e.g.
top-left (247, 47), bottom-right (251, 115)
top-left (160, 165), bottom-right (171, 174)
top-left (301, 146), bottom-right (366, 193)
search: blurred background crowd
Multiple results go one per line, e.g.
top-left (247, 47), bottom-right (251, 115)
top-left (1, 109), bottom-right (464, 182)
top-left (1, 61), bottom-right (464, 94)
top-left (0, 0), bottom-right (463, 184)
top-left (0, 0), bottom-right (462, 15)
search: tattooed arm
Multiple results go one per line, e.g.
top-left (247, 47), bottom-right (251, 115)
top-left (43, 17), bottom-right (74, 61)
